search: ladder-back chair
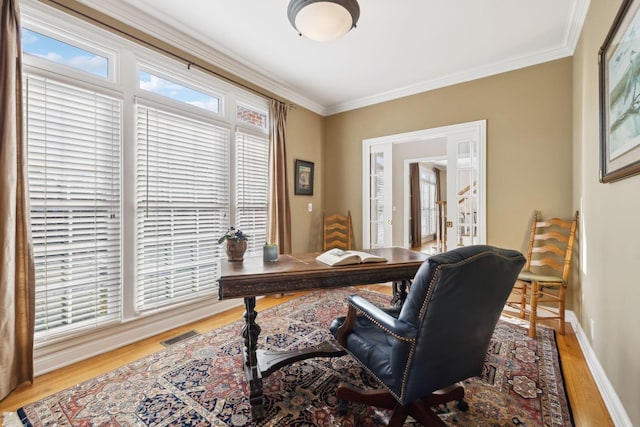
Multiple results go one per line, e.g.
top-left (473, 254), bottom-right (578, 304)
top-left (506, 210), bottom-right (579, 337)
top-left (323, 211), bottom-right (354, 251)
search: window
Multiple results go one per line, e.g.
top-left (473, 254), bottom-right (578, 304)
top-left (22, 28), bottom-right (109, 79)
top-left (237, 103), bottom-right (268, 129)
top-left (22, 10), bottom-right (270, 344)
top-left (135, 104), bottom-right (229, 311)
top-left (420, 166), bottom-right (437, 239)
top-left (25, 73), bottom-right (122, 340)
top-left (139, 70), bottom-right (221, 113)
top-left (235, 131), bottom-right (269, 253)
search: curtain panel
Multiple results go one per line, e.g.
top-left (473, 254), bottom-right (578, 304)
top-left (0, 0), bottom-right (36, 401)
top-left (267, 100), bottom-right (292, 254)
top-left (409, 163), bottom-right (421, 248)
top-left (434, 168), bottom-right (443, 245)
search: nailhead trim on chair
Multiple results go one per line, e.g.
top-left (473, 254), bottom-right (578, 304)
top-left (348, 298), bottom-right (419, 403)
top-left (399, 265), bottom-right (442, 402)
top-left (340, 346), bottom-right (404, 403)
top-left (346, 249), bottom-right (523, 405)
top-left (350, 305), bottom-right (416, 343)
top-left (403, 250), bottom-right (521, 403)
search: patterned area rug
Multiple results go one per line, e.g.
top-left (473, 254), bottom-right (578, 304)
top-left (7, 288), bottom-right (573, 426)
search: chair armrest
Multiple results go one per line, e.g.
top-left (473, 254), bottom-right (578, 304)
top-left (336, 295), bottom-right (417, 346)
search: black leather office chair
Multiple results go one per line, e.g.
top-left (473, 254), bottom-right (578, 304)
top-left (330, 245), bottom-right (525, 426)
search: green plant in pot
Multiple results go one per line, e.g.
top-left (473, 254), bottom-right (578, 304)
top-left (218, 227), bottom-right (249, 261)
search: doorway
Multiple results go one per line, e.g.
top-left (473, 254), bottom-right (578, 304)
top-left (403, 158), bottom-right (446, 253)
top-left (362, 120), bottom-right (486, 251)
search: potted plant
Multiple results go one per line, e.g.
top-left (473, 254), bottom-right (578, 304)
top-left (218, 227), bottom-right (249, 261)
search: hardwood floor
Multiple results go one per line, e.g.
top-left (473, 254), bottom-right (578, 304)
top-left (0, 287), bottom-right (613, 426)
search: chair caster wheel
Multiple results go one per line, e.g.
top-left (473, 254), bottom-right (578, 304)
top-left (338, 399), bottom-right (348, 415)
top-left (456, 399), bottom-right (469, 412)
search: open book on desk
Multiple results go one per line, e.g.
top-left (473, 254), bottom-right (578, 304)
top-left (316, 248), bottom-right (387, 266)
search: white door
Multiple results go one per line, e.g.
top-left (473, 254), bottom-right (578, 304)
top-left (365, 143), bottom-right (393, 248)
top-left (446, 127), bottom-right (485, 250)
top-left (363, 120), bottom-right (485, 251)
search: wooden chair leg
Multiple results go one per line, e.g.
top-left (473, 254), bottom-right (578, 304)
top-left (422, 383), bottom-right (465, 406)
top-left (336, 382), bottom-right (396, 410)
top-left (558, 285), bottom-right (566, 334)
top-left (388, 404), bottom-right (410, 427)
top-left (338, 382), bottom-right (463, 427)
top-left (407, 401), bottom-right (447, 427)
top-left (529, 281), bottom-right (539, 338)
top-left (518, 280), bottom-right (528, 319)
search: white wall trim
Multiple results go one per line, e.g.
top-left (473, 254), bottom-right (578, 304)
top-left (28, 304), bottom-right (632, 427)
top-left (325, 47), bottom-right (574, 116)
top-left (565, 311), bottom-right (633, 426)
top-left (70, 0), bottom-right (589, 117)
top-left (362, 120), bottom-right (486, 250)
top-left (67, 0), bottom-right (325, 115)
top-left (34, 298), bottom-right (244, 376)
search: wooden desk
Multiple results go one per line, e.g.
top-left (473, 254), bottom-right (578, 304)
top-left (217, 247), bottom-right (428, 421)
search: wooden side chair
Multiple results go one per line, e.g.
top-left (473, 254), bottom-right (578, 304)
top-left (323, 211), bottom-right (354, 250)
top-left (506, 210), bottom-right (579, 337)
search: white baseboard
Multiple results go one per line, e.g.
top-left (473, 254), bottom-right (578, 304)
top-left (28, 305), bottom-right (633, 426)
top-left (34, 297), bottom-right (244, 376)
top-left (565, 311), bottom-right (633, 426)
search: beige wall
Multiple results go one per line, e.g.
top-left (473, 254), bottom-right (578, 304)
top-left (324, 58), bottom-right (574, 255)
top-left (574, 0), bottom-right (639, 423)
top-left (33, 2), bottom-right (638, 422)
top-left (286, 107), bottom-right (325, 253)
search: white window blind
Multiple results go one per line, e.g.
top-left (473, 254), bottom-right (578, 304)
top-left (25, 73), bottom-right (122, 341)
top-left (235, 131), bottom-right (269, 254)
top-left (135, 104), bottom-right (229, 312)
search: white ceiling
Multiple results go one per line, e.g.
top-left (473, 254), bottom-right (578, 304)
top-left (81, 0), bottom-right (589, 116)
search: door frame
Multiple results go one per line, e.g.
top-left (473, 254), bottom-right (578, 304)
top-left (362, 120), bottom-right (486, 249)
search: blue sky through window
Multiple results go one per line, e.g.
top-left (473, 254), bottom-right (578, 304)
top-left (139, 71), bottom-right (220, 113)
top-left (22, 28), bottom-right (108, 78)
top-left (21, 29), bottom-right (221, 112)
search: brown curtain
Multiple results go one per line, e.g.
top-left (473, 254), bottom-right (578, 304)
top-left (1, 0), bottom-right (36, 401)
top-left (434, 168), bottom-right (443, 243)
top-left (434, 168), bottom-right (441, 202)
top-left (267, 100), bottom-right (292, 254)
top-left (409, 163), bottom-right (421, 248)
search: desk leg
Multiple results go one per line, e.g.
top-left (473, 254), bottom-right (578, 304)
top-left (391, 279), bottom-right (411, 309)
top-left (242, 296), bottom-right (264, 421)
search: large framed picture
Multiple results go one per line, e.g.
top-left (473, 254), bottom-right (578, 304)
top-left (294, 159), bottom-right (314, 195)
top-left (599, 0), bottom-right (640, 182)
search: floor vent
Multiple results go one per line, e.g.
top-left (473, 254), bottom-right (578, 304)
top-left (160, 330), bottom-right (200, 347)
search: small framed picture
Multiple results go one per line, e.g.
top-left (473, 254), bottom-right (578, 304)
top-left (599, 0), bottom-right (640, 182)
top-left (294, 159), bottom-right (314, 195)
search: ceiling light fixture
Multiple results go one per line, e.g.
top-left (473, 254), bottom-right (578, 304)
top-left (287, 0), bottom-right (360, 42)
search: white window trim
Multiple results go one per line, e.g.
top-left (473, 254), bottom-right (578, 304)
top-left (22, 11), bottom-right (119, 83)
top-left (22, 0), bottom-right (269, 375)
top-left (136, 57), bottom-right (229, 118)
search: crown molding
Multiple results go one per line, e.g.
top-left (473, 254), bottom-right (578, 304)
top-left (565, 0), bottom-right (591, 53)
top-left (323, 0), bottom-right (590, 116)
top-left (67, 0), bottom-right (589, 117)
top-left (324, 46), bottom-right (573, 115)
top-left (72, 0), bottom-right (326, 115)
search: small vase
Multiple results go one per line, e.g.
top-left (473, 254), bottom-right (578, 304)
top-left (226, 240), bottom-right (247, 262)
top-left (263, 243), bottom-right (279, 262)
